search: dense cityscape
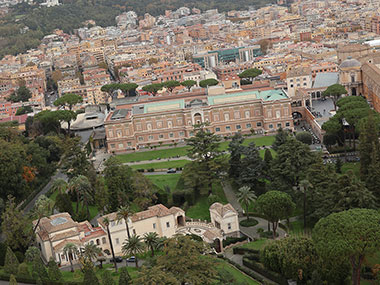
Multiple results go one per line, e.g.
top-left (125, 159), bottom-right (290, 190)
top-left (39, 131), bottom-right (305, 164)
top-left (1, 0), bottom-right (380, 284)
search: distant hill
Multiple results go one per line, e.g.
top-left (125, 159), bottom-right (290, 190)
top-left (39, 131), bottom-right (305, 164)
top-left (0, 0), bottom-right (274, 58)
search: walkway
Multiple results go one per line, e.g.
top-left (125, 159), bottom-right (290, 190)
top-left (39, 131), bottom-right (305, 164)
top-left (221, 182), bottom-right (286, 239)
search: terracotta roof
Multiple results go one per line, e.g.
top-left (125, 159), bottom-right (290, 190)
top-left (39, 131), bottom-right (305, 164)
top-left (209, 203), bottom-right (238, 217)
top-left (51, 230), bottom-right (79, 241)
top-left (168, 206), bottom-right (185, 215)
top-left (131, 204), bottom-right (172, 222)
top-left (53, 239), bottom-right (82, 251)
top-left (34, 212), bottom-right (78, 234)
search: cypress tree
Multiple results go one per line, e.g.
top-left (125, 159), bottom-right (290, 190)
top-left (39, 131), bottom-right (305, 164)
top-left (47, 257), bottom-right (62, 281)
top-left (101, 270), bottom-right (115, 285)
top-left (118, 267), bottom-right (132, 285)
top-left (4, 247), bottom-right (19, 275)
top-left (9, 274), bottom-right (17, 285)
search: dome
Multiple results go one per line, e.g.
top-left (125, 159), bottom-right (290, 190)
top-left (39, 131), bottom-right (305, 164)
top-left (340, 57), bottom-right (361, 69)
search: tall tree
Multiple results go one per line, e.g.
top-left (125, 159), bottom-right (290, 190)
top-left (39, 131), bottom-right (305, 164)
top-left (186, 124), bottom-right (225, 195)
top-left (322, 84), bottom-right (348, 110)
top-left (119, 83), bottom-right (138, 97)
top-left (102, 217), bottom-right (117, 272)
top-left (181, 80), bottom-right (197, 91)
top-left (8, 86), bottom-right (32, 102)
top-left (134, 266), bottom-right (178, 285)
top-left (142, 83), bottom-right (163, 96)
top-left (31, 195), bottom-right (54, 237)
top-left (4, 247), bottom-right (19, 275)
top-left (237, 186), bottom-right (256, 221)
top-left (121, 235), bottom-right (145, 268)
top-left (82, 243), bottom-right (101, 265)
top-left (271, 127), bottom-right (289, 151)
top-left (156, 235), bottom-right (217, 284)
top-left (299, 179), bottom-right (312, 231)
top-left (199, 79), bottom-right (218, 88)
top-left (116, 206), bottom-right (133, 239)
top-left (143, 232), bottom-right (160, 257)
top-left (313, 209), bottom-right (380, 285)
top-left (239, 142), bottom-right (265, 194)
top-left (238, 68), bottom-right (262, 83)
top-left (63, 243), bottom-right (79, 273)
top-left (47, 257), bottom-right (62, 281)
top-left (68, 175), bottom-right (93, 218)
top-left (54, 93), bottom-right (83, 111)
top-left (118, 267), bottom-right (132, 285)
top-left (94, 177), bottom-right (108, 214)
top-left (103, 157), bottom-right (134, 212)
top-left (256, 191), bottom-right (295, 239)
top-left (101, 270), bottom-right (115, 285)
top-left (163, 80), bottom-right (180, 93)
top-left (228, 132), bottom-right (244, 179)
top-left (359, 111), bottom-right (379, 178)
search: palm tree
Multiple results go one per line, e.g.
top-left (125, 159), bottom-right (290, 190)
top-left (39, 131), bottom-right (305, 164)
top-left (63, 243), bottom-right (79, 272)
top-left (122, 235), bottom-right (145, 268)
top-left (69, 176), bottom-right (92, 218)
top-left (116, 206), bottom-right (133, 239)
top-left (32, 195), bottom-right (54, 234)
top-left (144, 232), bottom-right (159, 257)
top-left (82, 243), bottom-right (101, 265)
top-left (103, 217), bottom-right (117, 272)
top-left (237, 186), bottom-right (257, 221)
top-left (51, 178), bottom-right (68, 194)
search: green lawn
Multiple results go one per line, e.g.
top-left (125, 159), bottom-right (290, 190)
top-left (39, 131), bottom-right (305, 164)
top-left (240, 239), bottom-right (269, 251)
top-left (146, 174), bottom-right (181, 191)
top-left (215, 258), bottom-right (260, 285)
top-left (118, 135), bottom-right (275, 163)
top-left (117, 147), bottom-right (190, 163)
top-left (186, 183), bottom-right (227, 221)
top-left (341, 162), bottom-right (360, 177)
top-left (130, 159), bottom-right (190, 170)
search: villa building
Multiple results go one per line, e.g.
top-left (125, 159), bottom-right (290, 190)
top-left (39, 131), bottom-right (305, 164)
top-left (34, 203), bottom-right (239, 266)
top-left (104, 86), bottom-right (295, 153)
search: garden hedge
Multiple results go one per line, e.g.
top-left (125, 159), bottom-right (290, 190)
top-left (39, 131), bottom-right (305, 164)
top-left (243, 257), bottom-right (288, 285)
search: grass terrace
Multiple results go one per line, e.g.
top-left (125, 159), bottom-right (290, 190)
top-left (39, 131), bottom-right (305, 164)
top-left (130, 160), bottom-right (190, 170)
top-left (146, 174), bottom-right (181, 191)
top-left (239, 239), bottom-right (269, 251)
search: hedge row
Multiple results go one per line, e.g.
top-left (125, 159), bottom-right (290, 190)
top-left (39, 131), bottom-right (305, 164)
top-left (216, 255), bottom-right (274, 285)
top-left (243, 257), bottom-right (288, 285)
top-left (232, 247), bottom-right (260, 255)
top-left (0, 273), bottom-right (82, 285)
top-left (222, 236), bottom-right (247, 247)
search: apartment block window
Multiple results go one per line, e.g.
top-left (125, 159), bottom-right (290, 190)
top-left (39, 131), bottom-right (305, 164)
top-left (148, 135), bottom-right (154, 140)
top-left (110, 144), bottom-right (115, 149)
top-left (127, 142), bottom-right (132, 146)
top-left (166, 222), bottom-right (170, 228)
top-left (138, 136), bottom-right (144, 141)
top-left (226, 126), bottom-right (231, 131)
top-left (102, 237), bottom-right (106, 244)
top-left (153, 223), bottom-right (156, 229)
top-left (285, 122), bottom-right (290, 127)
top-left (115, 238), bottom-right (119, 245)
top-left (277, 123), bottom-right (282, 128)
top-left (246, 123), bottom-right (251, 128)
top-left (159, 134), bottom-right (164, 139)
top-left (257, 122), bottom-right (262, 127)
top-left (118, 143), bottom-right (123, 149)
top-left (236, 125), bottom-right (241, 130)
top-left (269, 124), bottom-right (274, 129)
top-left (228, 223), bottom-right (231, 230)
top-left (179, 131), bottom-right (185, 136)
top-left (169, 133), bottom-right (174, 138)
top-left (215, 127), bottom-right (221, 132)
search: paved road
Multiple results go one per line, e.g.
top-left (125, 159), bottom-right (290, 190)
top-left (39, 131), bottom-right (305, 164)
top-left (22, 171), bottom-right (67, 214)
top-left (221, 181), bottom-right (286, 239)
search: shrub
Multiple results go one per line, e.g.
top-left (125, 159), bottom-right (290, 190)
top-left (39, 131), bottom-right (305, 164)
top-left (207, 194), bottom-right (220, 206)
top-left (14, 251), bottom-right (24, 263)
top-left (147, 168), bottom-right (155, 172)
top-left (0, 243), bottom-right (7, 266)
top-left (137, 169), bottom-right (145, 172)
top-left (9, 274), bottom-right (17, 285)
top-left (155, 189), bottom-right (168, 205)
top-left (25, 246), bottom-right (40, 263)
top-left (222, 236), bottom-right (247, 247)
top-left (232, 247), bottom-right (260, 255)
top-left (48, 258), bottom-right (62, 281)
top-left (239, 218), bottom-right (259, 227)
top-left (17, 263), bottom-right (30, 278)
top-left (32, 257), bottom-right (48, 281)
top-left (172, 191), bottom-right (186, 206)
top-left (184, 189), bottom-right (195, 206)
top-left (296, 132), bottom-right (312, 145)
top-left (101, 270), bottom-right (114, 285)
top-left (243, 258), bottom-right (287, 285)
top-left (118, 267), bottom-right (132, 285)
top-left (4, 247), bottom-right (19, 275)
top-left (55, 193), bottom-right (74, 215)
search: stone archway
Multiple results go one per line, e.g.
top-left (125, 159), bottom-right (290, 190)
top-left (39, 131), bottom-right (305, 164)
top-left (194, 113), bottom-right (202, 125)
top-left (177, 215), bottom-right (185, 227)
top-left (352, 87), bottom-right (357, 96)
top-left (214, 238), bottom-right (222, 253)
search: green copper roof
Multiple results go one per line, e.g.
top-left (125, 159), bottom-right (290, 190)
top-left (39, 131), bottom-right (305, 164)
top-left (207, 89), bottom-right (288, 105)
top-left (143, 99), bottom-right (185, 113)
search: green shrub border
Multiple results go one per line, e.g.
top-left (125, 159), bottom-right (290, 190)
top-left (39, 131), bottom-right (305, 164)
top-left (0, 272), bottom-right (82, 284)
top-left (242, 257), bottom-right (288, 285)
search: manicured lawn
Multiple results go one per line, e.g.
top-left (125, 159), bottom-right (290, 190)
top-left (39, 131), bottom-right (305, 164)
top-left (186, 183), bottom-right (227, 221)
top-left (117, 147), bottom-right (190, 163)
top-left (240, 239), bottom-right (269, 251)
top-left (118, 135), bottom-right (275, 163)
top-left (342, 162), bottom-right (360, 177)
top-left (146, 174), bottom-right (181, 191)
top-left (259, 148), bottom-right (276, 158)
top-left (130, 159), bottom-right (190, 170)
top-left (215, 258), bottom-right (260, 284)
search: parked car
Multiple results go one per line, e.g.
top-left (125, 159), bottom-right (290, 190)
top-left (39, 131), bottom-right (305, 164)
top-left (110, 256), bottom-right (123, 263)
top-left (126, 256), bottom-right (136, 262)
top-left (167, 168), bottom-right (176, 173)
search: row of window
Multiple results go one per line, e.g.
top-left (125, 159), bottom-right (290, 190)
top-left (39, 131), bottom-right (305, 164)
top-left (215, 122), bottom-right (290, 132)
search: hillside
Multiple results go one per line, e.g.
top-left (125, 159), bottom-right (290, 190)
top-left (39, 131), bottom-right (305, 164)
top-left (0, 0), bottom-right (274, 58)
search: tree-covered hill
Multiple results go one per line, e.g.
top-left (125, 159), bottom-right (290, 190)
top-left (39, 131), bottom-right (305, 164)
top-left (0, 0), bottom-right (274, 58)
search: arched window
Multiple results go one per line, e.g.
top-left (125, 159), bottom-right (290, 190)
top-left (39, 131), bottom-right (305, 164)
top-left (96, 239), bottom-right (100, 245)
top-left (102, 237), bottom-right (106, 244)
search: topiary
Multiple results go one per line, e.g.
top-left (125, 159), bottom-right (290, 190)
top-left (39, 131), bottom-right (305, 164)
top-left (47, 257), bottom-right (62, 281)
top-left (4, 247), bottom-right (19, 275)
top-left (9, 274), bottom-right (17, 285)
top-left (101, 270), bottom-right (115, 285)
top-left (118, 267), bottom-right (132, 285)
top-left (17, 262), bottom-right (30, 278)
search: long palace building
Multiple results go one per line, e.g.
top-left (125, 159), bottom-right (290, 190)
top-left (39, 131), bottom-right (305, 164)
top-left (105, 85), bottom-right (297, 153)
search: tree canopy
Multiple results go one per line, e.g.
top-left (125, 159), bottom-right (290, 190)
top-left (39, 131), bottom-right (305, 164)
top-left (181, 80), bottom-right (197, 91)
top-left (322, 84), bottom-right (348, 110)
top-left (199, 79), bottom-right (218, 88)
top-left (142, 83), bottom-right (163, 96)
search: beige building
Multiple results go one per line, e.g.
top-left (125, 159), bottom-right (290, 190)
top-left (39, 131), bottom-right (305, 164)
top-left (34, 203), bottom-right (239, 265)
top-left (286, 66), bottom-right (312, 97)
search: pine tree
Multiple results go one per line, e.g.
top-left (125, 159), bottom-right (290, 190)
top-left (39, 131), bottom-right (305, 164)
top-left (272, 127), bottom-right (289, 151)
top-left (83, 261), bottom-right (100, 285)
top-left (47, 257), bottom-right (62, 281)
top-left (101, 270), bottom-right (115, 285)
top-left (228, 132), bottom-right (244, 179)
top-left (9, 274), bottom-right (17, 285)
top-left (4, 247), bottom-right (19, 275)
top-left (335, 158), bottom-right (343, 174)
top-left (359, 111), bottom-right (379, 178)
top-left (366, 144), bottom-right (380, 200)
top-left (118, 267), bottom-right (132, 285)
